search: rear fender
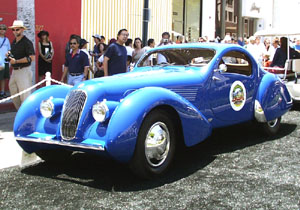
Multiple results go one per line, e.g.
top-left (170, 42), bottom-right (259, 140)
top-left (14, 85), bottom-right (71, 137)
top-left (255, 73), bottom-right (292, 121)
top-left (101, 87), bottom-right (212, 162)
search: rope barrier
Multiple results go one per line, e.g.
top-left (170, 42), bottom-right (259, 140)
top-left (0, 72), bottom-right (72, 104)
top-left (49, 78), bottom-right (72, 87)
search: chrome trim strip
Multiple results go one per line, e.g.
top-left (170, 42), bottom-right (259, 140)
top-left (16, 137), bottom-right (105, 151)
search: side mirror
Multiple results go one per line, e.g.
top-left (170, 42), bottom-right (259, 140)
top-left (216, 64), bottom-right (227, 73)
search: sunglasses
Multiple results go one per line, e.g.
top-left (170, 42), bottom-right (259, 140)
top-left (70, 42), bottom-right (78, 45)
top-left (12, 28), bottom-right (21, 32)
top-left (0, 28), bottom-right (6, 30)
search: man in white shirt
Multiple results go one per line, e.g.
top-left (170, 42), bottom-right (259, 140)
top-left (142, 38), bottom-right (155, 66)
top-left (157, 32), bottom-right (172, 64)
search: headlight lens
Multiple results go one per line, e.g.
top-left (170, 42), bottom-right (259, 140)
top-left (40, 98), bottom-right (54, 118)
top-left (92, 101), bottom-right (109, 122)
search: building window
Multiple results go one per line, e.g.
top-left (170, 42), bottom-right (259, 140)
top-left (228, 12), bottom-right (233, 22)
top-left (172, 0), bottom-right (201, 42)
top-left (227, 0), bottom-right (233, 6)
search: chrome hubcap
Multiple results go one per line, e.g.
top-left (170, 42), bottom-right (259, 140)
top-left (145, 122), bottom-right (170, 167)
top-left (268, 118), bottom-right (278, 128)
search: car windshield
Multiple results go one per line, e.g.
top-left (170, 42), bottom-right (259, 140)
top-left (137, 48), bottom-right (215, 68)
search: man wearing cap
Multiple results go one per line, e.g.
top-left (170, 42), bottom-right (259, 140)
top-left (7, 20), bottom-right (35, 110)
top-left (60, 36), bottom-right (89, 86)
top-left (91, 34), bottom-right (101, 64)
top-left (0, 24), bottom-right (11, 99)
top-left (80, 38), bottom-right (93, 78)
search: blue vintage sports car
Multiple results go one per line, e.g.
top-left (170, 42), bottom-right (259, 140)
top-left (14, 43), bottom-right (292, 178)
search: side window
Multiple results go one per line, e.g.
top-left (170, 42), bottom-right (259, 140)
top-left (137, 48), bottom-right (215, 67)
top-left (220, 51), bottom-right (252, 76)
top-left (137, 52), bottom-right (158, 67)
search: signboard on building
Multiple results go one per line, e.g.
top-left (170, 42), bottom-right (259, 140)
top-left (242, 0), bottom-right (262, 18)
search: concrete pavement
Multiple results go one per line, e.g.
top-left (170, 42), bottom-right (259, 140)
top-left (0, 112), bottom-right (38, 170)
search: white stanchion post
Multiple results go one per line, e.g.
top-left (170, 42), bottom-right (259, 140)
top-left (45, 72), bottom-right (51, 86)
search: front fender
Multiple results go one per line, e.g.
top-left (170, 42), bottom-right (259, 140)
top-left (14, 85), bottom-right (71, 137)
top-left (256, 73), bottom-right (292, 121)
top-left (100, 87), bottom-right (212, 162)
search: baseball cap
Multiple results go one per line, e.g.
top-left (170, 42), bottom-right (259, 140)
top-left (92, 34), bottom-right (101, 39)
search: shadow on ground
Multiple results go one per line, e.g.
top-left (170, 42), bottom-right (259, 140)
top-left (21, 121), bottom-right (297, 192)
top-left (291, 103), bottom-right (300, 111)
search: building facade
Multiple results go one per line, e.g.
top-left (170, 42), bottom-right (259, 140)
top-left (82, 0), bottom-right (172, 50)
top-left (172, 0), bottom-right (216, 42)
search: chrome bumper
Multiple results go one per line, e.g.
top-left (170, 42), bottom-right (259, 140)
top-left (16, 137), bottom-right (105, 151)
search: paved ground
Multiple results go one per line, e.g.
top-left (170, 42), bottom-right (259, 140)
top-left (0, 112), bottom-right (23, 169)
top-left (0, 109), bottom-right (299, 209)
top-left (0, 112), bottom-right (38, 170)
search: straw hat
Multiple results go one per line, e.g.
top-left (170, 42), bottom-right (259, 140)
top-left (9, 20), bottom-right (27, 30)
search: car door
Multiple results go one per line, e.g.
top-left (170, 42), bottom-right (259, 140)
top-left (208, 50), bottom-right (256, 123)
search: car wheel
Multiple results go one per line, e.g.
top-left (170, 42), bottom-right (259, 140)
top-left (262, 117), bottom-right (281, 136)
top-left (130, 109), bottom-right (177, 179)
top-left (35, 149), bottom-right (73, 163)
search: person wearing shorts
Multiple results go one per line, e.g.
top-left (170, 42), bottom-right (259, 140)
top-left (0, 24), bottom-right (11, 99)
top-left (8, 20), bottom-right (35, 110)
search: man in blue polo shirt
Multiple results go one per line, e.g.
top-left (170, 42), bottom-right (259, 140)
top-left (61, 36), bottom-right (89, 86)
top-left (103, 29), bottom-right (128, 76)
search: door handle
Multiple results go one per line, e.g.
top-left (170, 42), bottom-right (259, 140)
top-left (212, 76), bottom-right (221, 81)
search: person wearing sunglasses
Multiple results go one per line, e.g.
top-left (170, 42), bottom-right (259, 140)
top-left (60, 36), bottom-right (89, 86)
top-left (7, 20), bottom-right (35, 110)
top-left (0, 24), bottom-right (11, 100)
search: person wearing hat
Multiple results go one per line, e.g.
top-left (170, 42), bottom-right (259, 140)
top-left (92, 35), bottom-right (101, 56)
top-left (37, 30), bottom-right (54, 82)
top-left (80, 38), bottom-right (93, 78)
top-left (0, 24), bottom-right (11, 100)
top-left (7, 20), bottom-right (35, 110)
top-left (60, 36), bottom-right (89, 86)
top-left (91, 34), bottom-right (101, 72)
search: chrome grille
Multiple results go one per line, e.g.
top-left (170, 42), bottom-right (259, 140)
top-left (61, 90), bottom-right (87, 140)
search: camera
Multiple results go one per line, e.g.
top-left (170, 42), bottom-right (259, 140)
top-left (163, 39), bottom-right (169, 43)
top-left (5, 52), bottom-right (14, 62)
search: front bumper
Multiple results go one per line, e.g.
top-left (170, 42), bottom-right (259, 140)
top-left (16, 135), bottom-right (105, 153)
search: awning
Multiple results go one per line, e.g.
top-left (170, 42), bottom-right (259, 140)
top-left (254, 28), bottom-right (300, 37)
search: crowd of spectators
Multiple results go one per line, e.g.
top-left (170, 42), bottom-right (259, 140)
top-left (1, 19), bottom-right (300, 110)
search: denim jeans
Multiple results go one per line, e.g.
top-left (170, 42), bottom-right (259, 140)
top-left (67, 74), bottom-right (84, 86)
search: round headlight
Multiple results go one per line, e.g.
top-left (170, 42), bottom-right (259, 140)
top-left (40, 99), bottom-right (54, 118)
top-left (92, 101), bottom-right (109, 122)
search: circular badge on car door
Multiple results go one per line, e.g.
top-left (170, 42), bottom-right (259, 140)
top-left (229, 81), bottom-right (246, 111)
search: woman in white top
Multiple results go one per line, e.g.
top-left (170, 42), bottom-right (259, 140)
top-left (132, 38), bottom-right (144, 64)
top-left (95, 43), bottom-right (108, 77)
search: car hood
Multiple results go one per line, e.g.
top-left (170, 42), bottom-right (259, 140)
top-left (73, 66), bottom-right (209, 101)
